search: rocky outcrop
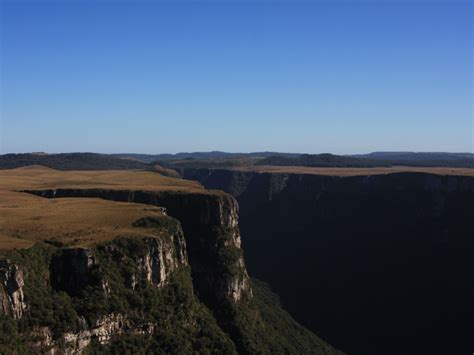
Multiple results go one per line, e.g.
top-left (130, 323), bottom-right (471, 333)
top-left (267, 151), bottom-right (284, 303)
top-left (0, 259), bottom-right (27, 320)
top-left (51, 232), bottom-right (188, 297)
top-left (111, 234), bottom-right (188, 289)
top-left (32, 313), bottom-right (152, 354)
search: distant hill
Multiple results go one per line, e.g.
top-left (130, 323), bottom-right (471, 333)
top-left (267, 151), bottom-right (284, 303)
top-left (158, 156), bottom-right (263, 170)
top-left (256, 154), bottom-right (392, 168)
top-left (354, 152), bottom-right (474, 168)
top-left (113, 151), bottom-right (300, 163)
top-left (0, 153), bottom-right (149, 170)
top-left (117, 151), bottom-right (474, 168)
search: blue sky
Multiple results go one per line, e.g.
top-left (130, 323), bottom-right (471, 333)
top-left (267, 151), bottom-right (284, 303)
top-left (1, 0), bottom-right (472, 154)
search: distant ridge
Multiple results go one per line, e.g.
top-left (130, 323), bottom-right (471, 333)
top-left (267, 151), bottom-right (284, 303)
top-left (0, 153), bottom-right (149, 170)
top-left (112, 151), bottom-right (300, 163)
top-left (2, 151), bottom-right (473, 170)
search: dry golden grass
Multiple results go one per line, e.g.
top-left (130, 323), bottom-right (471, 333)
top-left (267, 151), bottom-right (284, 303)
top-left (0, 189), bottom-right (171, 250)
top-left (234, 165), bottom-right (474, 177)
top-left (0, 166), bottom-right (217, 250)
top-left (0, 165), bottom-right (204, 192)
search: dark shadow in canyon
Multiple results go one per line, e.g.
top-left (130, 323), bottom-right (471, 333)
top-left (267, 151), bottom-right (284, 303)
top-left (183, 169), bottom-right (474, 355)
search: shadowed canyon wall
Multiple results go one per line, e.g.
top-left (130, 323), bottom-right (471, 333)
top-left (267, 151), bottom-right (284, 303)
top-left (183, 169), bottom-right (474, 355)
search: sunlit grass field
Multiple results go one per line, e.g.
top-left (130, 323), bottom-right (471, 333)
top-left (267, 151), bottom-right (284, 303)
top-left (0, 166), bottom-right (213, 250)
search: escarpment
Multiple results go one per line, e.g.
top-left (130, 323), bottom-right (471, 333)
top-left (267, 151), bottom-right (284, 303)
top-left (182, 168), bottom-right (474, 355)
top-left (22, 189), bottom-right (257, 352)
top-left (0, 167), bottom-right (343, 354)
top-left (25, 188), bottom-right (253, 308)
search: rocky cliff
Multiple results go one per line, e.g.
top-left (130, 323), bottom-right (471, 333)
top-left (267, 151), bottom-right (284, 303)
top-left (1, 186), bottom-right (341, 354)
top-left (0, 218), bottom-right (219, 354)
top-left (26, 188), bottom-right (253, 309)
top-left (0, 260), bottom-right (27, 320)
top-left (182, 168), bottom-right (474, 355)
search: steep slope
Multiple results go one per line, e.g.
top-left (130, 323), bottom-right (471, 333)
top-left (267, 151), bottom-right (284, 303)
top-left (183, 167), bottom-right (474, 355)
top-left (0, 167), bottom-right (341, 354)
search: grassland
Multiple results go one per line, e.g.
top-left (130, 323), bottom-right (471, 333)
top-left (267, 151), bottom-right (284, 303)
top-left (0, 165), bottom-right (204, 191)
top-left (0, 190), bottom-right (172, 250)
top-left (3, 164), bottom-right (472, 250)
top-left (0, 166), bottom-right (213, 250)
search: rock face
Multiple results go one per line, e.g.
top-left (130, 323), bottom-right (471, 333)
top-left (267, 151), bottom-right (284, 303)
top-left (31, 313), bottom-right (158, 354)
top-left (17, 229), bottom-right (192, 354)
top-left (33, 314), bottom-right (128, 354)
top-left (27, 188), bottom-right (253, 307)
top-left (135, 236), bottom-right (187, 287)
top-left (8, 227), bottom-right (187, 353)
top-left (50, 234), bottom-right (188, 296)
top-left (182, 168), bottom-right (474, 355)
top-left (0, 260), bottom-right (27, 320)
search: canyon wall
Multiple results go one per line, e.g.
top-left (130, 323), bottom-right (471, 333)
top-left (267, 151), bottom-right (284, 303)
top-left (183, 168), bottom-right (474, 355)
top-left (26, 188), bottom-right (253, 310)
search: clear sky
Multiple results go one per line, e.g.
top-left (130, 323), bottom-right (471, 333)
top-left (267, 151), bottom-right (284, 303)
top-left (1, 0), bottom-right (472, 154)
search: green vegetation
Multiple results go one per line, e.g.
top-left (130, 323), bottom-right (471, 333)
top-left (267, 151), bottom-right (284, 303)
top-left (209, 279), bottom-right (341, 355)
top-left (250, 279), bottom-right (341, 354)
top-left (0, 314), bottom-right (30, 354)
top-left (132, 216), bottom-right (181, 236)
top-left (0, 236), bottom-right (341, 354)
top-left (0, 239), bottom-right (236, 354)
top-left (212, 227), bottom-right (245, 279)
top-left (1, 244), bottom-right (81, 337)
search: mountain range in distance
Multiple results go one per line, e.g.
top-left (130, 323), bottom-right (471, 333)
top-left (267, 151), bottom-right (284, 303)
top-left (0, 151), bottom-right (473, 170)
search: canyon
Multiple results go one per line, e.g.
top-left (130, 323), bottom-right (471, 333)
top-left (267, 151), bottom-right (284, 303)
top-left (0, 166), bottom-right (340, 354)
top-left (182, 167), bottom-right (474, 355)
top-left (1, 163), bottom-right (473, 354)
